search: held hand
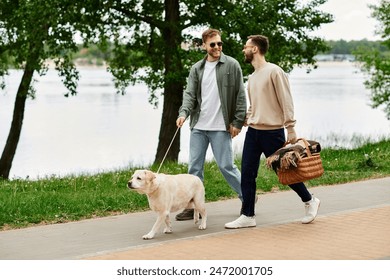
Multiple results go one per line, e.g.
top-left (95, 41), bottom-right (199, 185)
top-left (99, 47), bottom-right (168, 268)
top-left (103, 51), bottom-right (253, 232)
top-left (229, 125), bottom-right (241, 138)
top-left (176, 117), bottom-right (186, 128)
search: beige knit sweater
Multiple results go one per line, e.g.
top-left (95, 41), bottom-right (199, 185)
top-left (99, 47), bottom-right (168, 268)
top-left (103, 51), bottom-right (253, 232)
top-left (246, 62), bottom-right (296, 130)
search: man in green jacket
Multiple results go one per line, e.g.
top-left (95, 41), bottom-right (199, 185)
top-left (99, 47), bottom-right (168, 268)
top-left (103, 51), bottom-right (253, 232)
top-left (176, 28), bottom-right (247, 220)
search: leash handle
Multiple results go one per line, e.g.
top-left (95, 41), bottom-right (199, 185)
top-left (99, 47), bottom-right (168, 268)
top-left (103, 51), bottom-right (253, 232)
top-left (156, 126), bottom-right (180, 173)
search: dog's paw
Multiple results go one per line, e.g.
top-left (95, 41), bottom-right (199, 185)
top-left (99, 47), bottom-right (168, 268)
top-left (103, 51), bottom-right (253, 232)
top-left (163, 227), bottom-right (172, 234)
top-left (198, 224), bottom-right (207, 230)
top-left (142, 233), bottom-right (154, 240)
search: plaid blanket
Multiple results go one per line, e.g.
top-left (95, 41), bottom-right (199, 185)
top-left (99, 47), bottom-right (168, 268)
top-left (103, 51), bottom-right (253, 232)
top-left (266, 139), bottom-right (321, 172)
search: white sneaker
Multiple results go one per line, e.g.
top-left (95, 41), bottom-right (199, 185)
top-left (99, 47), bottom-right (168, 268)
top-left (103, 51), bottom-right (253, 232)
top-left (302, 197), bottom-right (320, 224)
top-left (225, 215), bottom-right (256, 229)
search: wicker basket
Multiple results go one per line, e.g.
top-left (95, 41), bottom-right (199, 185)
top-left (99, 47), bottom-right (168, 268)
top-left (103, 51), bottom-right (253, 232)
top-left (277, 139), bottom-right (324, 185)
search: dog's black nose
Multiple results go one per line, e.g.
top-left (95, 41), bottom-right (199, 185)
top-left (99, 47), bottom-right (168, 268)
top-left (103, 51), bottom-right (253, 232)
top-left (127, 182), bottom-right (132, 188)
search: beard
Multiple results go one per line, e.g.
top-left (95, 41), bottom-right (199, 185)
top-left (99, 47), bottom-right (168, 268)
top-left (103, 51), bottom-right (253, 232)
top-left (244, 52), bottom-right (254, 63)
top-left (207, 49), bottom-right (221, 60)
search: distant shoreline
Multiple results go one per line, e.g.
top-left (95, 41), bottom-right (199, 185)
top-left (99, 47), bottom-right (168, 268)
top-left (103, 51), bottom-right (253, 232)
top-left (72, 60), bottom-right (358, 70)
top-left (315, 60), bottom-right (358, 67)
top-left (44, 58), bottom-right (107, 69)
top-left (9, 59), bottom-right (358, 71)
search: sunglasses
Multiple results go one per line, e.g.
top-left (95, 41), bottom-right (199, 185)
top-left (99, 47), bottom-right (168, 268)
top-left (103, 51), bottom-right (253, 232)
top-left (209, 42), bottom-right (223, 48)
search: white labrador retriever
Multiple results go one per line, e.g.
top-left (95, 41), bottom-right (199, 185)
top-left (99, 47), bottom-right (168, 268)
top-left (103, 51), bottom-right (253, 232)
top-left (127, 169), bottom-right (207, 239)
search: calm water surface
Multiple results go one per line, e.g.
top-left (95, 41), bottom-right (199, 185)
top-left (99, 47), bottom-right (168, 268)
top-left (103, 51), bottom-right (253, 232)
top-left (0, 62), bottom-right (389, 179)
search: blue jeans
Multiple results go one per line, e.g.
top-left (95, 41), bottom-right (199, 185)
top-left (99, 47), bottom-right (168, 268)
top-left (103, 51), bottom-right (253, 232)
top-left (241, 127), bottom-right (312, 217)
top-left (189, 129), bottom-right (242, 200)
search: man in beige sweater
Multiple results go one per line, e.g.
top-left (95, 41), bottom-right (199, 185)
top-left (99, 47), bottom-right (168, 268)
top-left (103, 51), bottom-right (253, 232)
top-left (225, 35), bottom-right (320, 229)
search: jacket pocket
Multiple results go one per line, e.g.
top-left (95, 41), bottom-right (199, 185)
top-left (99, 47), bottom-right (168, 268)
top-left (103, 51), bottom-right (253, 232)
top-left (223, 72), bottom-right (233, 88)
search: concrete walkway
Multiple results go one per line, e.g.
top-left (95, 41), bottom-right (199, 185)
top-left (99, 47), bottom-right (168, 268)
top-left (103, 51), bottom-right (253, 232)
top-left (0, 177), bottom-right (389, 260)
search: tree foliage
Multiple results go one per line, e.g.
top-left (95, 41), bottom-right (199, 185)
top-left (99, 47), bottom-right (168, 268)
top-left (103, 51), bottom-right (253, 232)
top-left (106, 0), bottom-right (333, 95)
top-left (1, 0), bottom-right (333, 179)
top-left (354, 0), bottom-right (390, 119)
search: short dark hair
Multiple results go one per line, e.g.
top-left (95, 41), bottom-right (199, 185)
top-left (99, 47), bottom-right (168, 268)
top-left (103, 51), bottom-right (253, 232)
top-left (248, 35), bottom-right (269, 55)
top-left (202, 28), bottom-right (221, 43)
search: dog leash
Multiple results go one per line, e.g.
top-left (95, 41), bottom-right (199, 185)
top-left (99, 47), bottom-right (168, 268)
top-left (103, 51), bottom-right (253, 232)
top-left (156, 126), bottom-right (180, 174)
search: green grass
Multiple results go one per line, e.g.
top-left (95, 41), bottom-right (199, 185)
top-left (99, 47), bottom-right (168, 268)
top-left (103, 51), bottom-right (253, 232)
top-left (1, 139), bottom-right (389, 230)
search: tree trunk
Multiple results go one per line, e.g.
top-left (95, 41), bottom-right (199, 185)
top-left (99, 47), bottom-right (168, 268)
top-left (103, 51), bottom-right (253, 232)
top-left (154, 0), bottom-right (184, 164)
top-left (0, 64), bottom-right (35, 180)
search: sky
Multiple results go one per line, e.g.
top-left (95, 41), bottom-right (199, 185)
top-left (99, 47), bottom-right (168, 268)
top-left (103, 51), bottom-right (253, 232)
top-left (308, 0), bottom-right (382, 41)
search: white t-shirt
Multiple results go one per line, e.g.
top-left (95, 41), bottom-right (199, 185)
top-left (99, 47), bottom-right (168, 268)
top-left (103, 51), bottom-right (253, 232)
top-left (194, 60), bottom-right (226, 131)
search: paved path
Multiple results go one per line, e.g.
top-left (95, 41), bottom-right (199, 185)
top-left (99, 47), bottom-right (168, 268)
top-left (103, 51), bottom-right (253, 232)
top-left (0, 177), bottom-right (389, 260)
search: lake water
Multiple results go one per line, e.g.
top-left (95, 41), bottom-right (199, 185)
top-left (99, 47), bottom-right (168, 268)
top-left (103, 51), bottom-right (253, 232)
top-left (1, 62), bottom-right (389, 179)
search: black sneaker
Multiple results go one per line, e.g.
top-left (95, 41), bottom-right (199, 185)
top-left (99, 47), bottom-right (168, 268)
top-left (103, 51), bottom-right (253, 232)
top-left (175, 209), bottom-right (202, 221)
top-left (175, 209), bottom-right (194, 220)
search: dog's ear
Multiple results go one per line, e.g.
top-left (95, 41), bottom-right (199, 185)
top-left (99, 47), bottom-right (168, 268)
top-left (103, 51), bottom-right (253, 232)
top-left (144, 170), bottom-right (156, 182)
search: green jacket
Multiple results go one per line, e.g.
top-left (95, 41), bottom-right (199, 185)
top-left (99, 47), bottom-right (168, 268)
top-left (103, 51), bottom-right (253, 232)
top-left (178, 53), bottom-right (247, 130)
